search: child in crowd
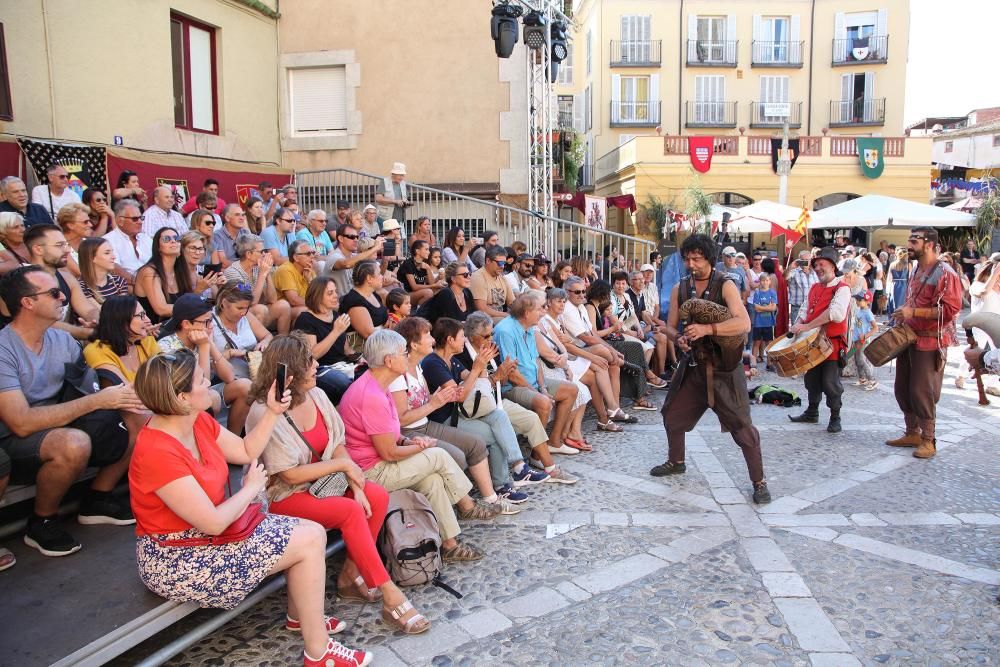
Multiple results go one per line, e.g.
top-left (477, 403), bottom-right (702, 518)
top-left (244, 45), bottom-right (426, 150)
top-left (851, 290), bottom-right (878, 390)
top-left (385, 289), bottom-right (411, 329)
top-left (750, 273), bottom-right (777, 364)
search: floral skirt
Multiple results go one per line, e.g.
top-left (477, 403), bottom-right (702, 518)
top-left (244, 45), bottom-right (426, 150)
top-left (136, 513), bottom-right (298, 610)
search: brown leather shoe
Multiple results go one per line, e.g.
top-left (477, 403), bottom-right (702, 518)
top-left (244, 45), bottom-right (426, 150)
top-left (913, 438), bottom-right (936, 459)
top-left (885, 432), bottom-right (922, 447)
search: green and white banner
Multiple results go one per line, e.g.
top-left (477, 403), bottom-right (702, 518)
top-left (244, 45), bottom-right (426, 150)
top-left (856, 137), bottom-right (885, 179)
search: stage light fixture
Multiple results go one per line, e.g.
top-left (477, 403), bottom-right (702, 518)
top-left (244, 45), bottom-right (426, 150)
top-left (522, 11), bottom-right (548, 51)
top-left (491, 1), bottom-right (523, 59)
top-left (549, 19), bottom-right (569, 82)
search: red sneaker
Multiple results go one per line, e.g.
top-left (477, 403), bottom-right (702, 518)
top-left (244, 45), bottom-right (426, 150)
top-left (303, 639), bottom-right (372, 667)
top-left (286, 615), bottom-right (347, 634)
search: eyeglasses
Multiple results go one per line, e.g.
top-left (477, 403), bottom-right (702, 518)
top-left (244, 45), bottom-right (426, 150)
top-left (455, 271), bottom-right (470, 277)
top-left (43, 242), bottom-right (70, 249)
top-left (27, 287), bottom-right (63, 300)
top-left (133, 310), bottom-right (151, 320)
top-left (340, 234), bottom-right (359, 241)
top-left (295, 250), bottom-right (317, 257)
top-left (568, 289), bottom-right (586, 295)
top-left (160, 235), bottom-right (180, 243)
top-left (280, 218), bottom-right (296, 223)
top-left (91, 197), bottom-right (106, 203)
top-left (119, 215), bottom-right (145, 222)
top-left (191, 316), bottom-right (214, 327)
top-left (54, 174), bottom-right (69, 180)
top-left (482, 332), bottom-right (494, 338)
top-left (189, 246), bottom-right (206, 252)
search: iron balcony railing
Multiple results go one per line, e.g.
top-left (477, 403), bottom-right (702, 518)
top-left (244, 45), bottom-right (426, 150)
top-left (749, 101), bottom-right (803, 128)
top-left (609, 101), bottom-right (661, 127)
top-left (829, 98), bottom-right (886, 126)
top-left (685, 101), bottom-right (738, 128)
top-left (578, 164), bottom-right (594, 189)
top-left (609, 39), bottom-right (662, 66)
top-left (751, 40), bottom-right (805, 67)
top-left (294, 167), bottom-right (653, 266)
top-left (686, 39), bottom-right (738, 66)
top-left (832, 35), bottom-right (889, 64)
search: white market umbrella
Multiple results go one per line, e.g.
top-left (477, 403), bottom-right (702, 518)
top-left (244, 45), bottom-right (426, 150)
top-left (945, 196), bottom-right (983, 212)
top-left (810, 194), bottom-right (975, 229)
top-left (727, 200), bottom-right (803, 233)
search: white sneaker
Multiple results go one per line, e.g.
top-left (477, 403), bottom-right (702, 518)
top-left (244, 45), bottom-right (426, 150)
top-left (545, 466), bottom-right (578, 484)
top-left (548, 444), bottom-right (579, 455)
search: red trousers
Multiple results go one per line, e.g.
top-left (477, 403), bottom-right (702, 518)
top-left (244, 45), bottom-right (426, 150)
top-left (269, 481), bottom-right (391, 588)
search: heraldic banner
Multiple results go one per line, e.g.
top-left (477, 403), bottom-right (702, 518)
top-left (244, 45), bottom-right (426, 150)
top-left (770, 138), bottom-right (800, 174)
top-left (856, 137), bottom-right (885, 179)
top-left (688, 136), bottom-right (714, 173)
top-left (18, 138), bottom-right (107, 197)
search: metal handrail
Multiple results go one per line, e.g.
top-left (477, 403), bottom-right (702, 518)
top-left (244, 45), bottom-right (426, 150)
top-left (295, 167), bottom-right (655, 266)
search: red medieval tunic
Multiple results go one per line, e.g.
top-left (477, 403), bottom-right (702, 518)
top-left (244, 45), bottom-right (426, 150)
top-left (802, 279), bottom-right (850, 360)
top-left (902, 261), bottom-right (962, 352)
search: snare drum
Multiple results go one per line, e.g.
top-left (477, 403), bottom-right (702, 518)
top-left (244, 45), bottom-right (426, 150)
top-left (765, 329), bottom-right (833, 377)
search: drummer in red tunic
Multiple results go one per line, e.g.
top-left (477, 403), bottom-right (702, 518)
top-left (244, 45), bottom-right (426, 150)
top-left (885, 228), bottom-right (962, 459)
top-left (788, 247), bottom-right (852, 433)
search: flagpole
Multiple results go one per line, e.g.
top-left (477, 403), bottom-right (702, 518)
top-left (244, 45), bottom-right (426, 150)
top-left (777, 120), bottom-right (791, 205)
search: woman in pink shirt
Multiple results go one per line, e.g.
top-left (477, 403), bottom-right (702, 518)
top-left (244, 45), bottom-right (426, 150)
top-left (337, 329), bottom-right (500, 562)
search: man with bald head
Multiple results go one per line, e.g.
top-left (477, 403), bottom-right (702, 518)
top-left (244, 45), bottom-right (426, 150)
top-left (141, 186), bottom-right (188, 237)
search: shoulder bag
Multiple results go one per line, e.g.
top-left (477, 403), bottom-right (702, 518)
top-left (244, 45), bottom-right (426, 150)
top-left (282, 412), bottom-right (350, 498)
top-left (150, 477), bottom-right (265, 547)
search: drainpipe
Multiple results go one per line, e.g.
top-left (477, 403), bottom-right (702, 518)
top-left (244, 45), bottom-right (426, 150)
top-left (806, 0), bottom-right (816, 135)
top-left (678, 0), bottom-right (684, 135)
top-left (41, 0), bottom-right (57, 137)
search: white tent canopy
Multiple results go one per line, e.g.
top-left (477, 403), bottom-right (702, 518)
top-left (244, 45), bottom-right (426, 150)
top-left (810, 194), bottom-right (975, 229)
top-left (727, 200), bottom-right (802, 233)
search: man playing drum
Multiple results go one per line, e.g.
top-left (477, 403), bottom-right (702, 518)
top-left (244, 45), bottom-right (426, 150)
top-left (652, 234), bottom-right (770, 504)
top-left (788, 247), bottom-right (852, 433)
top-left (885, 228), bottom-right (962, 459)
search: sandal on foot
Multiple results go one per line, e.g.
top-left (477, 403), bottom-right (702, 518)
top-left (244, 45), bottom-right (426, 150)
top-left (596, 420), bottom-right (624, 432)
top-left (442, 542), bottom-right (484, 562)
top-left (339, 575), bottom-right (379, 603)
top-left (286, 614), bottom-right (347, 634)
top-left (609, 408), bottom-right (638, 423)
top-left (382, 600), bottom-right (431, 635)
top-left (632, 398), bottom-right (656, 411)
top-left (563, 437), bottom-right (592, 452)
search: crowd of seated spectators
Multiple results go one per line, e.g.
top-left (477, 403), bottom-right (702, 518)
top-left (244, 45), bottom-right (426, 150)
top-left (0, 167), bottom-right (669, 665)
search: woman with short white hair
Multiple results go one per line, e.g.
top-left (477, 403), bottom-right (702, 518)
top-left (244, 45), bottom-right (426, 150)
top-left (337, 329), bottom-right (500, 562)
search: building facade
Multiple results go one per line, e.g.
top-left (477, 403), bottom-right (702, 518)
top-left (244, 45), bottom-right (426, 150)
top-left (0, 0), bottom-right (281, 164)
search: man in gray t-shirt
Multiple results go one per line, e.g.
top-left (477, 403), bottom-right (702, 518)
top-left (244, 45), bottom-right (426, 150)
top-left (0, 266), bottom-right (146, 557)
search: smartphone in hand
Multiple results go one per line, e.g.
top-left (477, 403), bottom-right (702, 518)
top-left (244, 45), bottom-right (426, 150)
top-left (276, 362), bottom-right (288, 398)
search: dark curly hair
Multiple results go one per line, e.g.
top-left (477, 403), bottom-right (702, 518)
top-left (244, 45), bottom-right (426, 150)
top-left (680, 233), bottom-right (717, 264)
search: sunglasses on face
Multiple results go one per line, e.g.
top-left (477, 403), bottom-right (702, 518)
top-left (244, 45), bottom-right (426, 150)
top-left (568, 289), bottom-right (586, 295)
top-left (340, 234), bottom-right (359, 241)
top-left (455, 271), bottom-right (470, 277)
top-left (296, 250), bottom-right (317, 257)
top-left (280, 218), bottom-right (295, 223)
top-left (28, 287), bottom-right (63, 300)
top-left (160, 235), bottom-right (180, 243)
top-left (119, 215), bottom-right (145, 222)
top-left (201, 219), bottom-right (217, 226)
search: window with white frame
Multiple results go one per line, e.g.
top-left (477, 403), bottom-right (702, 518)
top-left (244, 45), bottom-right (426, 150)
top-left (758, 16), bottom-right (790, 62)
top-left (838, 72), bottom-right (875, 123)
top-left (944, 141), bottom-right (954, 153)
top-left (614, 75), bottom-right (651, 122)
top-left (557, 46), bottom-right (573, 85)
top-left (584, 84), bottom-right (592, 130)
top-left (620, 15), bottom-right (651, 63)
top-left (694, 75), bottom-right (725, 123)
top-left (288, 66), bottom-right (348, 135)
top-left (758, 76), bottom-right (789, 123)
top-left (696, 16), bottom-right (727, 61)
top-left (586, 30), bottom-right (592, 75)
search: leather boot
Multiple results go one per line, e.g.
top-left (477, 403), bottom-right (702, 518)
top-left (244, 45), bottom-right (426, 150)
top-left (789, 404), bottom-right (819, 423)
top-left (913, 438), bottom-right (936, 459)
top-left (827, 409), bottom-right (842, 433)
top-left (885, 432), bottom-right (922, 447)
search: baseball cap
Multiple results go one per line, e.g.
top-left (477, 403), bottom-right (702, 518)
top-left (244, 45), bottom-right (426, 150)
top-left (516, 253), bottom-right (534, 263)
top-left (363, 204), bottom-right (377, 212)
top-left (159, 294), bottom-right (212, 335)
top-left (534, 253), bottom-right (550, 264)
top-left (735, 252), bottom-right (747, 259)
top-left (640, 263), bottom-right (656, 272)
top-left (381, 218), bottom-right (401, 231)
top-left (854, 290), bottom-right (873, 302)
top-left (722, 246), bottom-right (737, 257)
top-left (336, 199), bottom-right (350, 209)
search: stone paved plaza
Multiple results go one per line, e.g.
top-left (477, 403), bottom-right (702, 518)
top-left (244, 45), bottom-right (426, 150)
top-left (121, 345), bottom-right (999, 666)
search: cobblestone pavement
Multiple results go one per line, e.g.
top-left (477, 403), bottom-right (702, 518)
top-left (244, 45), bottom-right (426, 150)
top-left (121, 345), bottom-right (999, 666)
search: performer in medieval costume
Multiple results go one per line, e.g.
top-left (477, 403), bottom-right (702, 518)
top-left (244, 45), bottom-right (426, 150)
top-left (652, 234), bottom-right (770, 504)
top-left (885, 228), bottom-right (962, 459)
top-left (787, 247), bottom-right (852, 433)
